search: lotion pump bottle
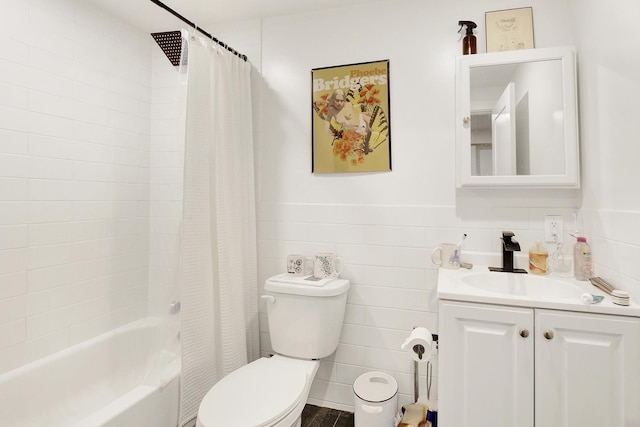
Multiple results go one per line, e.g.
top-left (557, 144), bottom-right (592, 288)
top-left (573, 236), bottom-right (593, 280)
top-left (458, 21), bottom-right (477, 55)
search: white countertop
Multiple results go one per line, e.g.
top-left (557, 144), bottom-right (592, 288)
top-left (437, 265), bottom-right (640, 317)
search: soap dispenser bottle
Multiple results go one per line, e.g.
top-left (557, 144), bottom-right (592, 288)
top-left (573, 237), bottom-right (593, 280)
top-left (529, 241), bottom-right (548, 275)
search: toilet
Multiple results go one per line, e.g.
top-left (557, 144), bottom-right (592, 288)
top-left (197, 275), bottom-right (350, 427)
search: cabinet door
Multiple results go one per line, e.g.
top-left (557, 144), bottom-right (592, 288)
top-left (439, 301), bottom-right (534, 427)
top-left (536, 309), bottom-right (640, 427)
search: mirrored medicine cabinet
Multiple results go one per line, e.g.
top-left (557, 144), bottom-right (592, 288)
top-left (455, 46), bottom-right (580, 188)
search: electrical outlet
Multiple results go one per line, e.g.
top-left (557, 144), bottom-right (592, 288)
top-left (544, 215), bottom-right (563, 243)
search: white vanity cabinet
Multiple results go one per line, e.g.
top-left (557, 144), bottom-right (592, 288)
top-left (439, 300), bottom-right (640, 427)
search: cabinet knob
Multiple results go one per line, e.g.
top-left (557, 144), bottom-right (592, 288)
top-left (519, 329), bottom-right (529, 338)
top-left (463, 116), bottom-right (470, 124)
top-left (544, 330), bottom-right (554, 340)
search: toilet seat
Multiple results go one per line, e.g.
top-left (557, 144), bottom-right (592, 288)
top-left (197, 356), bottom-right (308, 427)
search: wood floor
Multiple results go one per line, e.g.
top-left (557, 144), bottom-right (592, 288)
top-left (301, 404), bottom-right (354, 427)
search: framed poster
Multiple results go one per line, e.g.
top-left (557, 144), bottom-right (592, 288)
top-left (311, 60), bottom-right (391, 173)
top-left (485, 7), bottom-right (535, 52)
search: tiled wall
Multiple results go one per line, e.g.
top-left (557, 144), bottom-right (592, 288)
top-left (254, 0), bottom-right (582, 412)
top-left (147, 43), bottom-right (186, 317)
top-left (0, 0), bottom-right (153, 374)
top-left (256, 202), bottom-right (582, 409)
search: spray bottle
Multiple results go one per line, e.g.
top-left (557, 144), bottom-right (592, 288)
top-left (458, 21), bottom-right (477, 55)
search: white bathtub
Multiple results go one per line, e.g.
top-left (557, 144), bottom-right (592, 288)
top-left (0, 317), bottom-right (180, 427)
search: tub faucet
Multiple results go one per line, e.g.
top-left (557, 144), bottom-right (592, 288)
top-left (489, 231), bottom-right (528, 274)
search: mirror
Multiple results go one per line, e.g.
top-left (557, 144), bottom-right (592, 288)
top-left (456, 46), bottom-right (580, 188)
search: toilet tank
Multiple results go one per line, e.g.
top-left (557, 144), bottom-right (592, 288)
top-left (264, 276), bottom-right (350, 359)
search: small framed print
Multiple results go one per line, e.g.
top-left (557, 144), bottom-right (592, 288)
top-left (485, 7), bottom-right (535, 53)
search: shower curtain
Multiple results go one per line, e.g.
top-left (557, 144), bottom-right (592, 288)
top-left (178, 30), bottom-right (259, 427)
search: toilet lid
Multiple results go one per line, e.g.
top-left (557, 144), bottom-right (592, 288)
top-left (198, 357), bottom-right (307, 427)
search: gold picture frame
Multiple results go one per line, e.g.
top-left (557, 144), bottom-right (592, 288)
top-left (311, 60), bottom-right (391, 173)
top-left (485, 7), bottom-right (535, 53)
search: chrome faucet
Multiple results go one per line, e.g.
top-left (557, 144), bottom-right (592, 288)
top-left (489, 231), bottom-right (528, 274)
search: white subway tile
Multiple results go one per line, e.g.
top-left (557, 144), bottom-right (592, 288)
top-left (0, 34), bottom-right (28, 64)
top-left (149, 184), bottom-right (182, 201)
top-left (362, 265), bottom-right (428, 289)
top-left (110, 217), bottom-right (149, 236)
top-left (67, 258), bottom-right (108, 284)
top-left (0, 178), bottom-right (28, 201)
top-left (28, 243), bottom-right (71, 269)
top-left (0, 248), bottom-right (27, 275)
top-left (0, 342), bottom-right (26, 375)
top-left (111, 183), bottom-right (149, 201)
top-left (0, 153), bottom-right (29, 177)
top-left (150, 168), bottom-right (183, 185)
top-left (392, 247), bottom-right (430, 269)
top-left (364, 350), bottom-right (413, 373)
top-left (342, 303), bottom-right (364, 325)
top-left (0, 225), bottom-right (27, 249)
top-left (309, 380), bottom-right (353, 408)
top-left (29, 180), bottom-right (111, 201)
top-left (335, 243), bottom-right (394, 267)
top-left (68, 276), bottom-right (109, 304)
top-left (0, 129), bottom-right (28, 155)
top-left (0, 271), bottom-right (27, 299)
top-left (27, 258), bottom-right (107, 292)
top-left (0, 294), bottom-right (26, 325)
top-left (28, 220), bottom-right (109, 246)
top-left (24, 329), bottom-right (69, 363)
top-left (0, 201), bottom-right (72, 225)
top-left (107, 251), bottom-right (148, 274)
top-left (108, 110), bottom-right (150, 134)
top-left (29, 90), bottom-right (109, 126)
top-left (315, 360), bottom-right (337, 382)
top-left (331, 343), bottom-right (365, 366)
top-left (109, 76), bottom-right (151, 103)
top-left (28, 134), bottom-right (74, 159)
top-left (334, 363), bottom-right (368, 385)
top-left (28, 156), bottom-right (74, 180)
top-left (340, 324), bottom-right (407, 351)
top-left (26, 286), bottom-right (71, 316)
top-left (70, 239), bottom-right (110, 261)
top-left (151, 134), bottom-right (184, 152)
top-left (0, 81), bottom-right (28, 109)
top-left (363, 306), bottom-right (429, 331)
top-left (114, 147), bottom-right (149, 168)
top-left (138, 167), bottom-right (151, 184)
top-left (151, 151), bottom-right (184, 169)
top-left (0, 319), bottom-right (26, 349)
top-left (72, 161), bottom-right (139, 183)
top-left (26, 306), bottom-right (71, 339)
top-left (362, 225), bottom-right (426, 247)
top-left (72, 201), bottom-right (138, 220)
top-left (348, 284), bottom-right (395, 308)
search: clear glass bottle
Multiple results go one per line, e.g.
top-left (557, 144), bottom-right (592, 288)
top-left (573, 237), bottom-right (593, 280)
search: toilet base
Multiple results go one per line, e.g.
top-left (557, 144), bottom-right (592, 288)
top-left (196, 355), bottom-right (319, 427)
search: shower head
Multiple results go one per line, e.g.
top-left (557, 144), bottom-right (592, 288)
top-left (151, 30), bottom-right (184, 66)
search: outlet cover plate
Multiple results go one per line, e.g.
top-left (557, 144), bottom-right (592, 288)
top-left (544, 215), bottom-right (563, 243)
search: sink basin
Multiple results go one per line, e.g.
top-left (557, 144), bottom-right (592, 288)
top-left (460, 272), bottom-right (586, 299)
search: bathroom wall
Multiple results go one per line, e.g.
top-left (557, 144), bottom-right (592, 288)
top-left (569, 0), bottom-right (640, 295)
top-left (0, 0), bottom-right (154, 374)
top-left (147, 43), bottom-right (186, 316)
top-left (250, 0), bottom-right (584, 410)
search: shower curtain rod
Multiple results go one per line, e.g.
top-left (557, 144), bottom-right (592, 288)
top-left (149, 0), bottom-right (248, 61)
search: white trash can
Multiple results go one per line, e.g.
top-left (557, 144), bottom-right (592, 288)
top-left (353, 371), bottom-right (398, 427)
